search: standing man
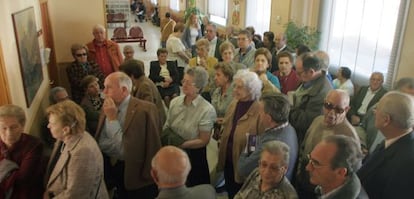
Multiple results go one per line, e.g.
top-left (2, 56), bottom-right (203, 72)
top-left (204, 23), bottom-right (223, 61)
top-left (307, 135), bottom-right (366, 199)
top-left (295, 89), bottom-right (360, 199)
top-left (347, 72), bottom-right (387, 126)
top-left (160, 12), bottom-right (176, 48)
top-left (151, 146), bottom-right (216, 199)
top-left (233, 30), bottom-right (256, 68)
top-left (357, 91), bottom-right (414, 198)
top-left (271, 33), bottom-right (293, 72)
top-left (95, 72), bottom-right (161, 198)
top-left (289, 52), bottom-right (333, 144)
top-left (87, 24), bottom-right (123, 77)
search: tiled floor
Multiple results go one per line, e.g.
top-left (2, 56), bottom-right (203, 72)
top-left (108, 16), bottom-right (228, 199)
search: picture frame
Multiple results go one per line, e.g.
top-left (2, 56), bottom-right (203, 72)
top-left (12, 7), bottom-right (43, 107)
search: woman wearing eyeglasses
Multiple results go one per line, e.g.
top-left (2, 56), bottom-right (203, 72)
top-left (67, 43), bottom-right (105, 104)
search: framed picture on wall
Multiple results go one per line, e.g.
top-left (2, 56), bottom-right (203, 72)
top-left (12, 7), bottom-right (43, 107)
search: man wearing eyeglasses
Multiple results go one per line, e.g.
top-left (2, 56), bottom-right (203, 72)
top-left (295, 89), bottom-right (360, 199)
top-left (306, 135), bottom-right (366, 199)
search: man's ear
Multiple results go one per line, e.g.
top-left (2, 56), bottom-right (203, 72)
top-left (150, 169), bottom-right (159, 184)
top-left (336, 167), bottom-right (348, 178)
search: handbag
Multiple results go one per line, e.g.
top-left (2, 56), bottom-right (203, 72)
top-left (0, 159), bottom-right (19, 182)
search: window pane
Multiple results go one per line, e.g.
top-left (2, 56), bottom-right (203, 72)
top-left (209, 0), bottom-right (228, 26)
top-left (245, 0), bottom-right (271, 36)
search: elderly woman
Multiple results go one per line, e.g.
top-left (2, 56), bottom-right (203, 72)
top-left (66, 43), bottom-right (105, 103)
top-left (217, 69), bottom-right (265, 199)
top-left (333, 66), bottom-right (354, 96)
top-left (164, 66), bottom-right (217, 187)
top-left (0, 105), bottom-right (43, 198)
top-left (166, 23), bottom-right (192, 85)
top-left (122, 45), bottom-right (135, 62)
top-left (273, 51), bottom-right (301, 94)
top-left (189, 38), bottom-right (218, 101)
top-left (220, 41), bottom-right (246, 72)
top-left (253, 48), bottom-right (281, 94)
top-left (44, 100), bottom-right (108, 198)
top-left (211, 62), bottom-right (235, 140)
top-left (79, 75), bottom-right (104, 135)
top-left (235, 141), bottom-right (298, 199)
top-left (149, 48), bottom-right (180, 108)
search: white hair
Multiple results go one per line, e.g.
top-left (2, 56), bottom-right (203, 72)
top-left (233, 69), bottom-right (262, 100)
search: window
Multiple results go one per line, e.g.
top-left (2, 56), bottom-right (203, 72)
top-left (245, 0), bottom-right (271, 36)
top-left (208, 0), bottom-right (228, 26)
top-left (169, 0), bottom-right (179, 11)
top-left (319, 0), bottom-right (407, 87)
top-left (151, 0), bottom-right (157, 5)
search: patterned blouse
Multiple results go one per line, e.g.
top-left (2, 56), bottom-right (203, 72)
top-left (234, 168), bottom-right (298, 199)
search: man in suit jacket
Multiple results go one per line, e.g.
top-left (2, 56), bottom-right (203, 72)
top-left (204, 23), bottom-right (223, 61)
top-left (357, 91), bottom-right (414, 198)
top-left (151, 146), bottom-right (216, 199)
top-left (348, 72), bottom-right (387, 125)
top-left (95, 72), bottom-right (162, 199)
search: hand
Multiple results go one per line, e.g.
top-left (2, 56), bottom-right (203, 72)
top-left (162, 81), bottom-right (171, 88)
top-left (103, 97), bottom-right (118, 121)
top-left (198, 58), bottom-right (207, 67)
top-left (351, 115), bottom-right (361, 126)
top-left (164, 76), bottom-right (172, 83)
top-left (216, 118), bottom-right (224, 124)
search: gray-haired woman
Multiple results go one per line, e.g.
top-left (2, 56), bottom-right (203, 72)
top-left (163, 66), bottom-right (217, 187)
top-left (217, 69), bottom-right (265, 199)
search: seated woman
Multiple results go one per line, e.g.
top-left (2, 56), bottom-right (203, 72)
top-left (44, 100), bottom-right (108, 198)
top-left (188, 38), bottom-right (218, 102)
top-left (252, 48), bottom-right (281, 94)
top-left (66, 43), bottom-right (105, 104)
top-left (333, 66), bottom-right (354, 96)
top-left (120, 59), bottom-right (166, 125)
top-left (122, 45), bottom-right (135, 62)
top-left (164, 66), bottom-right (217, 187)
top-left (235, 141), bottom-right (298, 199)
top-left (211, 62), bottom-right (235, 139)
top-left (220, 41), bottom-right (246, 72)
top-left (149, 48), bottom-right (180, 108)
top-left (0, 105), bottom-right (44, 198)
top-left (273, 51), bottom-right (301, 94)
top-left (217, 69), bottom-right (265, 199)
top-left (79, 75), bottom-right (104, 135)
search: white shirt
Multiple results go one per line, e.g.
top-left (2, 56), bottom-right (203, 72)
top-left (208, 37), bottom-right (218, 57)
top-left (357, 88), bottom-right (378, 115)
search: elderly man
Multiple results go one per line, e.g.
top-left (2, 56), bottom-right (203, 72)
top-left (307, 135), bottom-right (365, 198)
top-left (296, 89), bottom-right (360, 199)
top-left (151, 146), bottom-right (216, 199)
top-left (360, 77), bottom-right (414, 153)
top-left (289, 52), bottom-right (333, 144)
top-left (233, 30), bottom-right (256, 68)
top-left (95, 72), bottom-right (161, 198)
top-left (357, 91), bottom-right (414, 198)
top-left (86, 24), bottom-right (123, 76)
top-left (235, 141), bottom-right (298, 199)
top-left (271, 33), bottom-right (293, 72)
top-left (347, 72), bottom-right (387, 126)
top-left (237, 93), bottom-right (298, 181)
top-left (204, 23), bottom-right (223, 61)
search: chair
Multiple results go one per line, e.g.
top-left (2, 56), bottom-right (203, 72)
top-left (129, 26), bottom-right (147, 51)
top-left (112, 27), bottom-right (127, 39)
top-left (110, 26), bottom-right (147, 52)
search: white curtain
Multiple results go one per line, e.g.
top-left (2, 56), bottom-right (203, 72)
top-left (245, 0), bottom-right (271, 36)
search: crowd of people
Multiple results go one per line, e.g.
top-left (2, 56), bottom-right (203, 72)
top-left (2, 12), bottom-right (414, 199)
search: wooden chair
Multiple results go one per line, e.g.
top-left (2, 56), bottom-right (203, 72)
top-left (110, 26), bottom-right (147, 51)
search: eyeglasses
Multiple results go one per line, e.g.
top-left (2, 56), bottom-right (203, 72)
top-left (258, 161), bottom-right (283, 173)
top-left (307, 154), bottom-right (329, 169)
top-left (75, 53), bottom-right (87, 57)
top-left (323, 101), bottom-right (345, 114)
top-left (181, 79), bottom-right (196, 86)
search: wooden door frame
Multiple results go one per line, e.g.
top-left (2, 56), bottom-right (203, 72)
top-left (0, 40), bottom-right (12, 105)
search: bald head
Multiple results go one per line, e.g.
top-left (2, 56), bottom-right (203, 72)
top-left (323, 90), bottom-right (350, 126)
top-left (326, 89), bottom-right (350, 108)
top-left (151, 146), bottom-right (191, 187)
top-left (92, 24), bottom-right (106, 43)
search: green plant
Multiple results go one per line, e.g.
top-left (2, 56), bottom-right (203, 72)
top-left (284, 21), bottom-right (320, 50)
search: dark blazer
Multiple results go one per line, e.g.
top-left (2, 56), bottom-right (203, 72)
top-left (213, 37), bottom-right (223, 61)
top-left (357, 132), bottom-right (414, 199)
top-left (95, 97), bottom-right (162, 190)
top-left (0, 134), bottom-right (43, 199)
top-left (149, 60), bottom-right (179, 85)
top-left (348, 86), bottom-right (387, 119)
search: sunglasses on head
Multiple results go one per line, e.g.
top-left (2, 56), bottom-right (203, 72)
top-left (323, 101), bottom-right (345, 114)
top-left (76, 53), bottom-right (87, 57)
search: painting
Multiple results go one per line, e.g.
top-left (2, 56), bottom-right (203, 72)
top-left (12, 7), bottom-right (43, 107)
